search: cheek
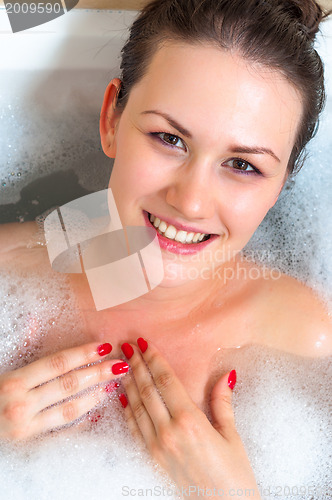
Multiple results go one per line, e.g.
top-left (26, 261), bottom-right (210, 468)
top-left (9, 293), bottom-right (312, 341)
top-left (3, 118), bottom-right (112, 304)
top-left (111, 156), bottom-right (160, 198)
top-left (219, 184), bottom-right (278, 237)
top-left (110, 134), bottom-right (170, 196)
top-left (111, 120), bottom-right (152, 178)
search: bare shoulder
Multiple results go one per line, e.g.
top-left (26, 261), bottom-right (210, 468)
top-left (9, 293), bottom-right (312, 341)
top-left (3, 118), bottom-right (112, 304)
top-left (0, 221), bottom-right (43, 265)
top-left (258, 273), bottom-right (332, 358)
top-left (0, 221), bottom-right (39, 251)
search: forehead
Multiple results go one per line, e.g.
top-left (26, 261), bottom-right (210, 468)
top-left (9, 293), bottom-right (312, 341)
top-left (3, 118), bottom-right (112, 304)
top-left (127, 42), bottom-right (303, 159)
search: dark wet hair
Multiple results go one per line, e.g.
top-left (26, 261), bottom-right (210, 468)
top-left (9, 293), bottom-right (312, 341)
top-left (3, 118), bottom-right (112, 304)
top-left (117, 0), bottom-right (331, 175)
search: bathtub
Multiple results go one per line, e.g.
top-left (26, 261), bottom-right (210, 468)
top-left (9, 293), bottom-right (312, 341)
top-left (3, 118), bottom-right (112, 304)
top-left (0, 7), bottom-right (137, 222)
top-left (0, 7), bottom-right (332, 500)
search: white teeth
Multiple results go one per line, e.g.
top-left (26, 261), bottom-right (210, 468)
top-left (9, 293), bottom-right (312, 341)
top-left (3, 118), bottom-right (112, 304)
top-left (164, 225), bottom-right (177, 239)
top-left (153, 217), bottom-right (161, 229)
top-left (186, 232), bottom-right (195, 243)
top-left (148, 213), bottom-right (210, 244)
top-left (158, 221), bottom-right (167, 233)
top-left (175, 230), bottom-right (187, 243)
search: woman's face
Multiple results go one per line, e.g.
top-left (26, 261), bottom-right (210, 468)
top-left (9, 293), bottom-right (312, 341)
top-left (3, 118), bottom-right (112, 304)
top-left (101, 42), bottom-right (302, 287)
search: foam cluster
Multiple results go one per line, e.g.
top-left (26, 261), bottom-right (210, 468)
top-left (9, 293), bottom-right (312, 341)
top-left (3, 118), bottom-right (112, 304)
top-left (216, 345), bottom-right (332, 500)
top-left (0, 400), bottom-right (176, 500)
top-left (0, 265), bottom-right (85, 372)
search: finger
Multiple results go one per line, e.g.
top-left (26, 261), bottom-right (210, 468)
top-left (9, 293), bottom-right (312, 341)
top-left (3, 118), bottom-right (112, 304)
top-left (122, 373), bottom-right (157, 444)
top-left (210, 369), bottom-right (237, 439)
top-left (29, 386), bottom-right (107, 437)
top-left (123, 343), bottom-right (170, 428)
top-left (119, 393), bottom-right (144, 444)
top-left (30, 359), bottom-right (129, 413)
top-left (134, 338), bottom-right (195, 418)
top-left (18, 342), bottom-right (114, 390)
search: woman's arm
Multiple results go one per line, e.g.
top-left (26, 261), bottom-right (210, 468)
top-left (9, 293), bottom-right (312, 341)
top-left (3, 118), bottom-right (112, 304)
top-left (0, 221), bottom-right (39, 259)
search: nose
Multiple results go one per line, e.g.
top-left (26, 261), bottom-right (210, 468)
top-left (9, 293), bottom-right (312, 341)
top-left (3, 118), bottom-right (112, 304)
top-left (165, 159), bottom-right (215, 220)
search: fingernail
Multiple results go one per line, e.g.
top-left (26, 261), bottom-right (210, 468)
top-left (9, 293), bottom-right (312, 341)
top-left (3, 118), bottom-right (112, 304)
top-left (112, 361), bottom-right (129, 375)
top-left (121, 342), bottom-right (134, 359)
top-left (105, 382), bottom-right (120, 393)
top-left (137, 337), bottom-right (148, 353)
top-left (228, 369), bottom-right (237, 390)
top-left (119, 393), bottom-right (128, 408)
top-left (97, 343), bottom-right (112, 356)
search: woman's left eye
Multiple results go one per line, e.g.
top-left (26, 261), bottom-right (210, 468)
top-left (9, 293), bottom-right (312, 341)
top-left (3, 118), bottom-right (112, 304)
top-left (152, 132), bottom-right (187, 151)
top-left (224, 158), bottom-right (260, 175)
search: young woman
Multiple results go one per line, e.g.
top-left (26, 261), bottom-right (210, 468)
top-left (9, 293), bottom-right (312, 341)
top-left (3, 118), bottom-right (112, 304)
top-left (0, 0), bottom-right (331, 497)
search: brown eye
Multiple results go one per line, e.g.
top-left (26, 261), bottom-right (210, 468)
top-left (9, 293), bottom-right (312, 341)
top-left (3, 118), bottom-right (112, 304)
top-left (154, 132), bottom-right (187, 151)
top-left (225, 158), bottom-right (260, 174)
top-left (223, 158), bottom-right (261, 175)
top-left (163, 133), bottom-right (179, 145)
top-left (232, 159), bottom-right (253, 171)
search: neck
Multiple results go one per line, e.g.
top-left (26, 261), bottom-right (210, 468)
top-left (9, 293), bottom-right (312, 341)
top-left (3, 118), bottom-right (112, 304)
top-left (69, 260), bottom-right (239, 345)
top-left (115, 271), bottom-right (220, 317)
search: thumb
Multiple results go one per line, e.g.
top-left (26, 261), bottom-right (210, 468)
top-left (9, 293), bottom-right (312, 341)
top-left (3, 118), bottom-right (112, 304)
top-left (210, 369), bottom-right (237, 438)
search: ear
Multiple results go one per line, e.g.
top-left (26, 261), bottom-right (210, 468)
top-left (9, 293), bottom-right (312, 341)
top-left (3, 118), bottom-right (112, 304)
top-left (100, 78), bottom-right (123, 158)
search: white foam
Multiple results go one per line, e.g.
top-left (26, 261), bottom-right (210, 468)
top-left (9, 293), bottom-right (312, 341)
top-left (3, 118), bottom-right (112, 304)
top-left (0, 266), bottom-right (85, 372)
top-left (0, 401), bottom-right (176, 500)
top-left (215, 345), bottom-right (332, 499)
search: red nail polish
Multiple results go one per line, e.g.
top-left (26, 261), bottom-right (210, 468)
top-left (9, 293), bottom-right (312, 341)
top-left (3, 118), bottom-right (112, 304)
top-left (119, 393), bottom-right (128, 408)
top-left (105, 382), bottom-right (120, 393)
top-left (112, 361), bottom-right (129, 375)
top-left (88, 412), bottom-right (102, 423)
top-left (137, 337), bottom-right (148, 353)
top-left (121, 343), bottom-right (134, 359)
top-left (97, 343), bottom-right (112, 356)
top-left (228, 369), bottom-right (237, 390)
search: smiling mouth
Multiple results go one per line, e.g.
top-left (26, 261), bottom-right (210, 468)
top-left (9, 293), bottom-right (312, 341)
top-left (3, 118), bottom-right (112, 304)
top-left (147, 212), bottom-right (211, 244)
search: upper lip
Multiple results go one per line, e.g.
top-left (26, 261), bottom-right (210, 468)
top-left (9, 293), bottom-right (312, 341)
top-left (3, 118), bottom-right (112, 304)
top-left (147, 211), bottom-right (216, 235)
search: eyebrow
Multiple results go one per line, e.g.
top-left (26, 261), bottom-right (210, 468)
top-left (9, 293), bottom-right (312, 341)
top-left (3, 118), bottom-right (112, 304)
top-left (141, 110), bottom-right (192, 138)
top-left (229, 145), bottom-right (281, 164)
top-left (141, 109), bottom-right (280, 163)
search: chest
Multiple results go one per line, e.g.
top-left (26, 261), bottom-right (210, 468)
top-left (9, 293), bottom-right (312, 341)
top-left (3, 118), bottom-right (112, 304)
top-left (77, 303), bottom-right (258, 409)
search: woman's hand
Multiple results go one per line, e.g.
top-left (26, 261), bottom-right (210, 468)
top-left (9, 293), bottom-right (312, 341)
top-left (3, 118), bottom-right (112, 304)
top-left (120, 338), bottom-right (261, 499)
top-left (0, 342), bottom-right (129, 441)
